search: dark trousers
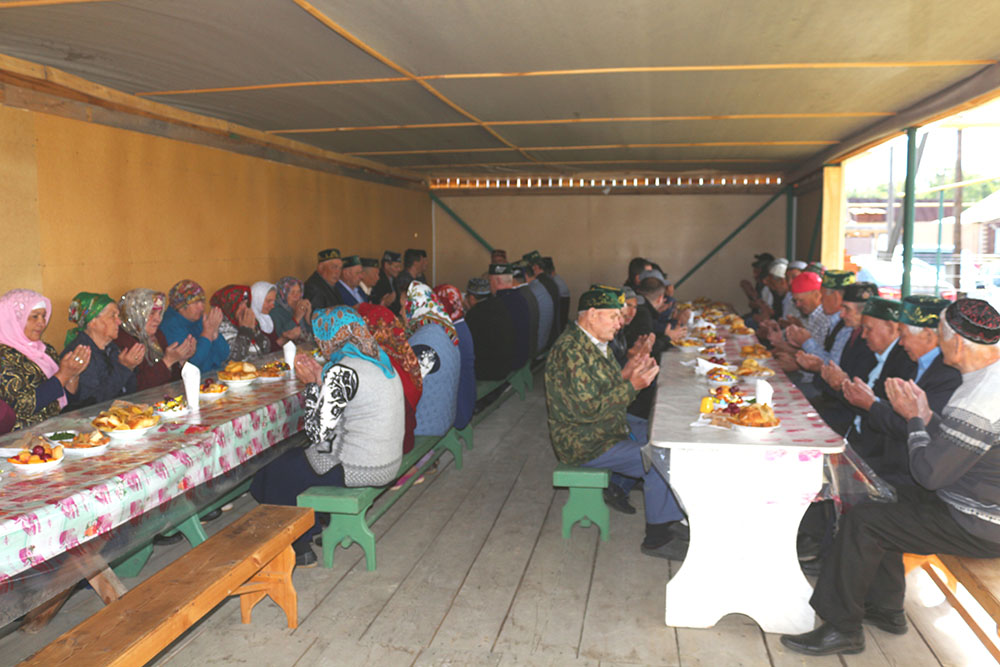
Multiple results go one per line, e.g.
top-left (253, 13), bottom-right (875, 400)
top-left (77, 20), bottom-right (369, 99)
top-left (250, 446), bottom-right (345, 553)
top-left (811, 485), bottom-right (1000, 632)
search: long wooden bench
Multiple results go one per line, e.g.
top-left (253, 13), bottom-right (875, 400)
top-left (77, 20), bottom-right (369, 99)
top-left (904, 553), bottom-right (1000, 662)
top-left (20, 504), bottom-right (314, 667)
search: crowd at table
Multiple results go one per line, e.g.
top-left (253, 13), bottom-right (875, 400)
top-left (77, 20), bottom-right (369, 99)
top-left (0, 247), bottom-right (571, 567)
top-left (542, 251), bottom-right (1000, 658)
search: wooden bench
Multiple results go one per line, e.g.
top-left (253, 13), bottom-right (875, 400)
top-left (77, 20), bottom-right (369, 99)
top-left (904, 553), bottom-right (1000, 661)
top-left (297, 428), bottom-right (464, 571)
top-left (21, 504), bottom-right (314, 667)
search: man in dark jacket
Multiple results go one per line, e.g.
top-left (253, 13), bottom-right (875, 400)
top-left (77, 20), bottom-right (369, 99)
top-left (464, 278), bottom-right (515, 381)
top-left (304, 248), bottom-right (344, 311)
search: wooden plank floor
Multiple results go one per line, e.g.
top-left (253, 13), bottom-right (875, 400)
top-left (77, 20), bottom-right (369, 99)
top-left (1, 379), bottom-right (997, 666)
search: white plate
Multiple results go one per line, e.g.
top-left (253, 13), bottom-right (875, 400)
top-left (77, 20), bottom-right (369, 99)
top-left (9, 456), bottom-right (64, 473)
top-left (256, 372), bottom-right (285, 382)
top-left (731, 423), bottom-right (781, 438)
top-left (219, 377), bottom-right (257, 389)
top-left (43, 430), bottom-right (78, 446)
top-left (200, 389), bottom-right (227, 400)
top-left (707, 377), bottom-right (740, 389)
top-left (100, 423), bottom-right (159, 442)
top-left (63, 442), bottom-right (110, 457)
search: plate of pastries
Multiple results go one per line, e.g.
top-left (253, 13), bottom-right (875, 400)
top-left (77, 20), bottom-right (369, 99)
top-left (729, 403), bottom-right (781, 437)
top-left (740, 343), bottom-right (772, 359)
top-left (736, 358), bottom-right (775, 377)
top-left (257, 360), bottom-right (289, 381)
top-left (217, 361), bottom-right (258, 388)
top-left (93, 402), bottom-right (160, 441)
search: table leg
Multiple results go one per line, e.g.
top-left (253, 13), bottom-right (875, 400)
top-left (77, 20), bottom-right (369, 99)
top-left (665, 447), bottom-right (823, 634)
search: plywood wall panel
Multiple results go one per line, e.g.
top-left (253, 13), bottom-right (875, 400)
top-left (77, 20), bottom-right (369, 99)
top-left (0, 104), bottom-right (44, 294)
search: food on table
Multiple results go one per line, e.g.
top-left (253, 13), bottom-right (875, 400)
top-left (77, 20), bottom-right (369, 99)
top-left (93, 402), bottom-right (160, 431)
top-left (730, 403), bottom-right (781, 428)
top-left (701, 309), bottom-right (725, 322)
top-left (258, 361), bottom-right (289, 378)
top-left (7, 436), bottom-right (64, 465)
top-left (700, 356), bottom-right (728, 366)
top-left (693, 297), bottom-right (713, 307)
top-left (674, 338), bottom-right (701, 347)
top-left (200, 378), bottom-right (228, 394)
top-left (711, 385), bottom-right (746, 403)
top-left (737, 358), bottom-right (776, 377)
top-left (67, 430), bottom-right (110, 449)
top-left (740, 343), bottom-right (772, 359)
top-left (706, 367), bottom-right (737, 384)
top-left (700, 332), bottom-right (725, 344)
top-left (217, 361), bottom-right (258, 381)
top-left (717, 314), bottom-right (743, 326)
top-left (46, 431), bottom-right (76, 442)
top-left (730, 324), bottom-right (755, 335)
top-left (701, 346), bottom-right (725, 356)
top-left (154, 394), bottom-right (187, 413)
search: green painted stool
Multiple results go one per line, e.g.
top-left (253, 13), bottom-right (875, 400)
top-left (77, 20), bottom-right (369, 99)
top-left (553, 464), bottom-right (610, 541)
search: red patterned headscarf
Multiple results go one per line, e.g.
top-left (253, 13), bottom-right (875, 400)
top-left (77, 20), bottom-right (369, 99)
top-left (357, 303), bottom-right (423, 394)
top-left (433, 284), bottom-right (465, 322)
top-left (404, 281), bottom-right (458, 345)
top-left (210, 284), bottom-right (251, 327)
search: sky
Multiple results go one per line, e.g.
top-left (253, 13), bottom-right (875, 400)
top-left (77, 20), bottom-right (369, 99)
top-left (844, 97), bottom-right (1000, 196)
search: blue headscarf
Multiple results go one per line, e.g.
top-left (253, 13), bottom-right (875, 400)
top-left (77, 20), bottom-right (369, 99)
top-left (312, 306), bottom-right (395, 379)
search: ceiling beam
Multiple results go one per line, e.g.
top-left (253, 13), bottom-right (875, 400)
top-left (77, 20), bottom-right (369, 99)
top-left (352, 140), bottom-right (836, 157)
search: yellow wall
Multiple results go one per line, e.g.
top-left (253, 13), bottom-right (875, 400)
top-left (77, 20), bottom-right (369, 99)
top-left (434, 193), bottom-right (787, 311)
top-left (1, 101), bottom-right (431, 347)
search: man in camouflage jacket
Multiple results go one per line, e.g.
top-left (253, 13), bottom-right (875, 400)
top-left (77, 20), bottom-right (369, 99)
top-left (545, 285), bottom-right (686, 558)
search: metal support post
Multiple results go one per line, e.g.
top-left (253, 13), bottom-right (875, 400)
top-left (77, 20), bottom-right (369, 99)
top-left (936, 190), bottom-right (944, 296)
top-left (785, 190), bottom-right (797, 259)
top-left (902, 127), bottom-right (918, 298)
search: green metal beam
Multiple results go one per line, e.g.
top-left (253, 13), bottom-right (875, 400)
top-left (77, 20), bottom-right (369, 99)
top-left (902, 127), bottom-right (918, 298)
top-left (785, 190), bottom-right (797, 259)
top-left (430, 193), bottom-right (493, 252)
top-left (807, 197), bottom-right (823, 262)
top-left (675, 188), bottom-right (787, 288)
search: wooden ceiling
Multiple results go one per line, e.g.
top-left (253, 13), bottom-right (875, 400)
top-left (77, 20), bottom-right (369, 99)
top-left (1, 0), bottom-right (999, 183)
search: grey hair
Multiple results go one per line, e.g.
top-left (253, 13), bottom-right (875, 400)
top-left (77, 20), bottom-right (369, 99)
top-left (903, 323), bottom-right (931, 337)
top-left (940, 314), bottom-right (996, 352)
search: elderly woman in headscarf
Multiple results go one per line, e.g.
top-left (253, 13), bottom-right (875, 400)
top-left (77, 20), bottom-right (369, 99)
top-left (0, 289), bottom-right (91, 430)
top-left (433, 284), bottom-right (476, 432)
top-left (160, 279), bottom-right (229, 373)
top-left (116, 289), bottom-right (197, 391)
top-left (401, 282), bottom-right (461, 437)
top-left (250, 306), bottom-right (404, 566)
top-left (357, 303), bottom-right (422, 454)
top-left (210, 284), bottom-right (272, 361)
top-left (63, 292), bottom-right (143, 407)
top-left (249, 281), bottom-right (280, 350)
top-left (269, 276), bottom-right (313, 346)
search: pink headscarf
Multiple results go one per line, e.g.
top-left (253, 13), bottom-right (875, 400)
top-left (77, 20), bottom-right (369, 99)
top-left (0, 290), bottom-right (66, 407)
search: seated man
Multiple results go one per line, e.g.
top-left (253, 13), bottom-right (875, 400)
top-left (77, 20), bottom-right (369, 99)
top-left (304, 248), bottom-right (344, 310)
top-left (545, 285), bottom-right (686, 559)
top-left (372, 250), bottom-right (402, 312)
top-left (543, 256), bottom-right (571, 332)
top-left (632, 274), bottom-right (686, 360)
top-left (525, 252), bottom-right (563, 345)
top-left (781, 299), bottom-right (1000, 656)
top-left (358, 257), bottom-right (380, 301)
top-left (335, 255), bottom-right (368, 306)
top-left (490, 263), bottom-right (531, 370)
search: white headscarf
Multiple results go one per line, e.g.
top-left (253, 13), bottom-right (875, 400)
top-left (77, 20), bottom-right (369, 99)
top-left (250, 281), bottom-right (276, 334)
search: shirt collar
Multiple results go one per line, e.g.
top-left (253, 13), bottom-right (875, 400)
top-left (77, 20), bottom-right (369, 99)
top-left (576, 321), bottom-right (609, 356)
top-left (917, 346), bottom-right (941, 375)
top-left (874, 336), bottom-right (898, 363)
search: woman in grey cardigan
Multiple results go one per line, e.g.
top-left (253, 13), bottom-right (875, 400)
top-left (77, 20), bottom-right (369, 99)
top-left (250, 306), bottom-right (404, 567)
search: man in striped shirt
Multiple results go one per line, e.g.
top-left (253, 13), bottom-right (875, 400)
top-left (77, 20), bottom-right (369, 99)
top-left (781, 298), bottom-right (1000, 657)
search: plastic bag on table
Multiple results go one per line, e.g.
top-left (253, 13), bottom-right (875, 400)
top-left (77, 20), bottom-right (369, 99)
top-left (819, 440), bottom-right (897, 513)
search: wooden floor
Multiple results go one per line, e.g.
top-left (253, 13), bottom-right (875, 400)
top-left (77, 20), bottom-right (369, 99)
top-left (2, 379), bottom-right (998, 666)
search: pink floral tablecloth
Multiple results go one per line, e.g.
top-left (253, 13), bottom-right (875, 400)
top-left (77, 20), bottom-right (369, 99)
top-left (0, 370), bottom-right (307, 582)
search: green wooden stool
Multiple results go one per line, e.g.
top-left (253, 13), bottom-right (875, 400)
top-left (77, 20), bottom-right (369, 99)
top-left (553, 464), bottom-right (610, 541)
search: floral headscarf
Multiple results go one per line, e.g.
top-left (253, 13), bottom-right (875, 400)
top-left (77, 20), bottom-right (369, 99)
top-left (312, 306), bottom-right (395, 379)
top-left (168, 279), bottom-right (205, 311)
top-left (357, 303), bottom-right (422, 393)
top-left (433, 284), bottom-right (465, 322)
top-left (119, 288), bottom-right (166, 365)
top-left (66, 292), bottom-right (114, 347)
top-left (404, 282), bottom-right (458, 345)
top-left (275, 276), bottom-right (303, 313)
top-left (210, 285), bottom-right (251, 328)
top-left (0, 290), bottom-right (65, 406)
top-left (250, 281), bottom-right (276, 334)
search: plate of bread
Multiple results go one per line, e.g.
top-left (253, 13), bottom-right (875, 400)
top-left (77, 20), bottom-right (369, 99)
top-left (217, 361), bottom-right (258, 388)
top-left (729, 403), bottom-right (781, 437)
top-left (93, 401), bottom-right (160, 441)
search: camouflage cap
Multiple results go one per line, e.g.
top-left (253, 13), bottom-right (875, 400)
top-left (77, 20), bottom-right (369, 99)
top-left (579, 285), bottom-right (625, 310)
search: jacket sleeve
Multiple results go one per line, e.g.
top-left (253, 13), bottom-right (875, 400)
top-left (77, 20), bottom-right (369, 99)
top-left (908, 412), bottom-right (997, 490)
top-left (546, 343), bottom-right (636, 426)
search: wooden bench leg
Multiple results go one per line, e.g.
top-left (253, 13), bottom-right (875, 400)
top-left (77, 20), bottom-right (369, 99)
top-left (321, 512), bottom-right (377, 571)
top-left (235, 545), bottom-right (298, 629)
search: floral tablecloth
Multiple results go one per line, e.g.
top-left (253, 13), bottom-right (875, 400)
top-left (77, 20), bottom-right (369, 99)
top-left (0, 366), bottom-right (307, 583)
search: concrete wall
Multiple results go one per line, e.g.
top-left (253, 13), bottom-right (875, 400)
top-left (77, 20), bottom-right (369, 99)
top-left (433, 193), bottom-right (787, 311)
top-left (1, 102), bottom-right (430, 348)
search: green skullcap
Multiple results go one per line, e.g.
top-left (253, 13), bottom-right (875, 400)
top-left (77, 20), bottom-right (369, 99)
top-left (361, 257), bottom-right (379, 268)
top-left (318, 248), bottom-right (341, 262)
top-left (899, 295), bottom-right (949, 328)
top-left (821, 269), bottom-right (856, 290)
top-left (341, 255), bottom-right (362, 268)
top-left (579, 285), bottom-right (625, 310)
top-left (862, 296), bottom-right (902, 322)
top-left (522, 250), bottom-right (542, 262)
top-left (488, 263), bottom-right (512, 275)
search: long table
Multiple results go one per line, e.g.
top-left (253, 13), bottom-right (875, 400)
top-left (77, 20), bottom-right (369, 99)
top-left (0, 353), bottom-right (307, 626)
top-left (648, 328), bottom-right (844, 635)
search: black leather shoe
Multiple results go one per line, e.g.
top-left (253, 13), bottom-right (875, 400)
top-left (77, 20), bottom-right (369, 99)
top-left (152, 532), bottom-right (184, 546)
top-left (603, 485), bottom-right (636, 514)
top-left (863, 603), bottom-right (908, 635)
top-left (640, 537), bottom-right (688, 561)
top-left (200, 508), bottom-right (223, 523)
top-left (780, 622), bottom-right (865, 656)
top-left (295, 547), bottom-right (318, 568)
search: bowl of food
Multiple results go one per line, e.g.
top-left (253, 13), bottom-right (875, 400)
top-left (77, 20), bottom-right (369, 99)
top-left (200, 378), bottom-right (229, 399)
top-left (257, 361), bottom-right (289, 381)
top-left (740, 343), bottom-right (772, 359)
top-left (218, 361), bottom-right (258, 389)
top-left (93, 402), bottom-right (160, 442)
top-left (7, 437), bottom-right (64, 472)
top-left (706, 367), bottom-right (738, 388)
top-left (675, 338), bottom-right (702, 353)
top-left (154, 394), bottom-right (188, 417)
top-left (44, 430), bottom-right (78, 446)
top-left (63, 430), bottom-right (111, 457)
top-left (730, 403), bottom-right (781, 438)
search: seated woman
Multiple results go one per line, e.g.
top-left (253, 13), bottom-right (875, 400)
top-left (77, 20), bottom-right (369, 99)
top-left (63, 292), bottom-right (142, 407)
top-left (250, 281), bottom-right (280, 351)
top-left (116, 288), bottom-right (196, 391)
top-left (434, 284), bottom-right (476, 431)
top-left (270, 276), bottom-right (313, 346)
top-left (249, 306), bottom-right (404, 566)
top-left (210, 284), bottom-right (272, 361)
top-left (160, 279), bottom-right (229, 373)
top-left (0, 289), bottom-right (90, 430)
top-left (402, 282), bottom-right (460, 437)
top-left (357, 303), bottom-right (422, 454)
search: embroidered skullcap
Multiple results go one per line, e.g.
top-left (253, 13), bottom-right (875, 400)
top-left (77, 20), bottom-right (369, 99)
top-left (361, 257), bottom-right (379, 268)
top-left (467, 278), bottom-right (490, 297)
top-left (341, 255), bottom-right (361, 268)
top-left (899, 295), bottom-right (949, 328)
top-left (489, 263), bottom-right (512, 275)
top-left (944, 298), bottom-right (1000, 345)
top-left (805, 261), bottom-right (825, 276)
top-left (862, 296), bottom-right (901, 323)
top-left (382, 250), bottom-right (401, 263)
top-left (579, 285), bottom-right (625, 310)
top-left (822, 269), bottom-right (856, 290)
top-left (318, 248), bottom-right (341, 262)
top-left (843, 281), bottom-right (879, 303)
top-left (491, 249), bottom-right (508, 263)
